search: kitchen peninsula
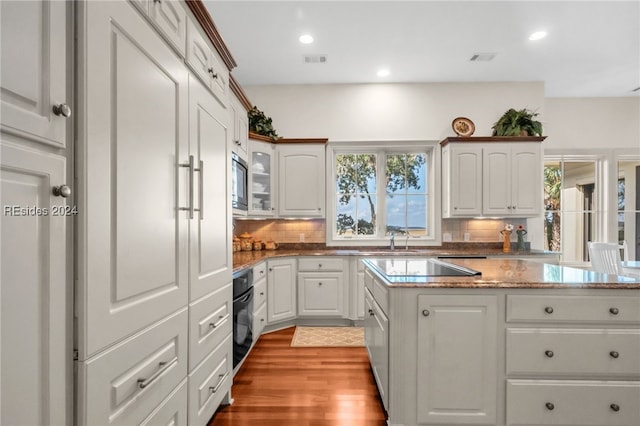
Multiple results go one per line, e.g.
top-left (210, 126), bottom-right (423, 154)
top-left (362, 257), bottom-right (640, 426)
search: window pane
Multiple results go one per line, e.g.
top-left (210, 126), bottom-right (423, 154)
top-left (618, 160), bottom-right (640, 260)
top-left (336, 154), bottom-right (377, 236)
top-left (386, 154), bottom-right (426, 195)
top-left (386, 153), bottom-right (428, 236)
top-left (386, 194), bottom-right (427, 235)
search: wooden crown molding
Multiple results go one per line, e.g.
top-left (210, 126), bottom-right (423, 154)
top-left (248, 131), bottom-right (328, 145)
top-left (440, 136), bottom-right (547, 146)
top-left (230, 75), bottom-right (253, 111)
top-left (185, 0), bottom-right (237, 71)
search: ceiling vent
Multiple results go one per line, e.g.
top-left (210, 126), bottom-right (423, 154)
top-left (470, 53), bottom-right (497, 62)
top-left (303, 54), bottom-right (328, 64)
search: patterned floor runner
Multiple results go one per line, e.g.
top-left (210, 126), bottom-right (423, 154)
top-left (290, 326), bottom-right (365, 347)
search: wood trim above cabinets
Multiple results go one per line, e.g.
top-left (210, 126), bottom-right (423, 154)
top-left (440, 136), bottom-right (546, 146)
top-left (248, 132), bottom-right (329, 145)
top-left (230, 75), bottom-right (253, 112)
top-left (248, 131), bottom-right (276, 143)
top-left (185, 0), bottom-right (237, 71)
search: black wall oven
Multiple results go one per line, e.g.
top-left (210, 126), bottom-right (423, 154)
top-left (233, 268), bottom-right (253, 369)
top-left (231, 152), bottom-right (248, 211)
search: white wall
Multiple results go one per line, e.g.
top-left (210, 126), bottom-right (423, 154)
top-left (244, 82), bottom-right (545, 141)
top-left (544, 97), bottom-right (640, 150)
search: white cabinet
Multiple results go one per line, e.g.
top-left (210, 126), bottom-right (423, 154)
top-left (0, 0), bottom-right (68, 148)
top-left (230, 93), bottom-right (248, 159)
top-left (188, 75), bottom-right (233, 302)
top-left (253, 261), bottom-right (268, 340)
top-left (364, 287), bottom-right (389, 411)
top-left (441, 138), bottom-right (543, 218)
top-left (1, 142), bottom-right (69, 426)
top-left (442, 143), bottom-right (483, 217)
top-left (267, 258), bottom-right (297, 323)
top-left (130, 0), bottom-right (187, 57)
top-left (249, 138), bottom-right (276, 216)
top-left (416, 295), bottom-right (498, 425)
top-left (186, 18), bottom-right (229, 106)
top-left (77, 0), bottom-right (190, 358)
top-left (278, 143), bottom-right (325, 217)
top-left (483, 143), bottom-right (542, 216)
top-left (297, 257), bottom-right (346, 317)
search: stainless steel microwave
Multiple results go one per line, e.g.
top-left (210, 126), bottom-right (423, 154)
top-left (231, 152), bottom-right (248, 211)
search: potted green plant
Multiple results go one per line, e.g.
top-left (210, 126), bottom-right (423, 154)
top-left (248, 106), bottom-right (279, 140)
top-left (491, 108), bottom-right (543, 137)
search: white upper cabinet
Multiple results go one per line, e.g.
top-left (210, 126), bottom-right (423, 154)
top-left (442, 143), bottom-right (483, 217)
top-left (249, 138), bottom-right (276, 216)
top-left (230, 93), bottom-right (248, 159)
top-left (441, 138), bottom-right (543, 218)
top-left (0, 0), bottom-right (68, 148)
top-left (77, 0), bottom-right (189, 358)
top-left (149, 0), bottom-right (187, 56)
top-left (186, 18), bottom-right (229, 107)
top-left (278, 143), bottom-right (326, 217)
top-left (483, 143), bottom-right (542, 216)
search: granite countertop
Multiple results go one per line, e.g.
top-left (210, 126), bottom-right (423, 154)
top-left (362, 258), bottom-right (640, 289)
top-left (232, 243), bottom-right (557, 273)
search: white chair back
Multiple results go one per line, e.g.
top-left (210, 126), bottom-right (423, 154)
top-left (588, 242), bottom-right (624, 275)
top-left (619, 240), bottom-right (629, 262)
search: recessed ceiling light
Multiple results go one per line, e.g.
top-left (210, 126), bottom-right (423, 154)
top-left (529, 31), bottom-right (547, 41)
top-left (377, 69), bottom-right (390, 77)
top-left (299, 34), bottom-right (314, 44)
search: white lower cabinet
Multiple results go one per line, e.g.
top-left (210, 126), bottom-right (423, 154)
top-left (364, 287), bottom-right (389, 411)
top-left (297, 257), bottom-right (347, 317)
top-left (416, 295), bottom-right (498, 425)
top-left (78, 309), bottom-right (189, 425)
top-left (188, 334), bottom-right (233, 425)
top-left (140, 379), bottom-right (188, 426)
top-left (253, 302), bottom-right (267, 339)
top-left (267, 258), bottom-right (296, 323)
top-left (506, 380), bottom-right (640, 426)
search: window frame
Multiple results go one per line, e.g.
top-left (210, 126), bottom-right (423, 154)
top-left (326, 140), bottom-right (441, 247)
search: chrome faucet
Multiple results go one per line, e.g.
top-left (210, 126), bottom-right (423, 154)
top-left (390, 232), bottom-right (395, 250)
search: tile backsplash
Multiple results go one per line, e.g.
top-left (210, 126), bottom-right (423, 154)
top-left (442, 218), bottom-right (528, 242)
top-left (234, 219), bottom-right (326, 243)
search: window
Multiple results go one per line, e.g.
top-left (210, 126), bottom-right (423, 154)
top-left (328, 141), bottom-right (440, 246)
top-left (617, 159), bottom-right (640, 261)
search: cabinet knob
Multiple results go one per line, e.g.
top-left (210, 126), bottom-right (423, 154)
top-left (268, 268), bottom-right (273, 272)
top-left (207, 68), bottom-right (218, 79)
top-left (318, 282), bottom-right (323, 286)
top-left (610, 403), bottom-right (620, 412)
top-left (609, 307), bottom-right (619, 315)
top-left (544, 306), bottom-right (554, 314)
top-left (52, 103), bottom-right (71, 118)
top-left (52, 185), bottom-right (71, 198)
top-left (422, 309), bottom-right (430, 317)
top-left (453, 206), bottom-right (458, 210)
top-left (545, 402), bottom-right (555, 411)
top-left (318, 264), bottom-right (322, 268)
top-left (261, 318), bottom-right (265, 322)
top-left (368, 309), bottom-right (374, 316)
top-left (545, 350), bottom-right (554, 358)
top-left (610, 351), bottom-right (619, 359)
top-left (235, 140), bottom-right (241, 146)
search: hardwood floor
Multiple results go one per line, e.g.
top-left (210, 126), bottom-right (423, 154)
top-left (209, 327), bottom-right (387, 426)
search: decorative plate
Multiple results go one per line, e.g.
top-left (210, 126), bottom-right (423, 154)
top-left (452, 117), bottom-right (475, 137)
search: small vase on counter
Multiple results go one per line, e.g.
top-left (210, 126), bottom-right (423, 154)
top-left (501, 230), bottom-right (512, 252)
top-left (516, 225), bottom-right (528, 251)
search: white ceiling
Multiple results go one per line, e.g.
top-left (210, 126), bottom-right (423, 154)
top-left (204, 1), bottom-right (640, 98)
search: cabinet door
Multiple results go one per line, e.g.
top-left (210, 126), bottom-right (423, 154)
top-left (230, 95), bottom-right (248, 158)
top-left (483, 144), bottom-right (512, 216)
top-left (1, 142), bottom-right (68, 426)
top-left (511, 144), bottom-right (541, 215)
top-left (278, 144), bottom-right (325, 217)
top-left (417, 295), bottom-right (498, 425)
top-left (448, 144), bottom-right (483, 217)
top-left (364, 288), bottom-right (389, 410)
top-left (77, 0), bottom-right (189, 358)
top-left (249, 139), bottom-right (276, 216)
top-left (186, 19), bottom-right (228, 106)
top-left (298, 272), bottom-right (343, 316)
top-left (149, 0), bottom-right (187, 57)
top-left (267, 258), bottom-right (296, 323)
top-left (0, 0), bottom-right (68, 148)
top-left (188, 75), bottom-right (232, 301)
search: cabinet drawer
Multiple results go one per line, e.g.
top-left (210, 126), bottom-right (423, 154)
top-left (189, 283), bottom-right (232, 370)
top-left (253, 302), bottom-right (267, 339)
top-left (506, 328), bottom-right (640, 377)
top-left (253, 261), bottom-right (267, 281)
top-left (79, 309), bottom-right (188, 426)
top-left (298, 257), bottom-right (344, 272)
top-left (139, 379), bottom-right (187, 426)
top-left (507, 295), bottom-right (640, 324)
top-left (506, 379), bottom-right (640, 426)
top-left (188, 334), bottom-right (232, 425)
top-left (254, 277), bottom-right (267, 309)
top-left (369, 274), bottom-right (389, 316)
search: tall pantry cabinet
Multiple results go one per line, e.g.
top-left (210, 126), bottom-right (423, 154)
top-left (1, 1), bottom-right (72, 425)
top-left (75, 1), bottom-right (233, 425)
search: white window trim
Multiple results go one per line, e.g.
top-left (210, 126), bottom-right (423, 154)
top-left (326, 140), bottom-right (441, 247)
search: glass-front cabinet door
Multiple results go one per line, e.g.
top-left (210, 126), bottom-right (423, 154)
top-left (249, 139), bottom-right (276, 216)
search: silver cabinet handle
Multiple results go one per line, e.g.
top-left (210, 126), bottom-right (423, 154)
top-left (197, 159), bottom-right (204, 220)
top-left (609, 307), bottom-right (619, 315)
top-left (209, 371), bottom-right (229, 394)
top-left (52, 185), bottom-right (71, 198)
top-left (209, 314), bottom-right (229, 329)
top-left (610, 403), bottom-right (620, 412)
top-left (53, 103), bottom-right (71, 118)
top-left (137, 357), bottom-right (177, 389)
top-left (179, 155), bottom-right (195, 219)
